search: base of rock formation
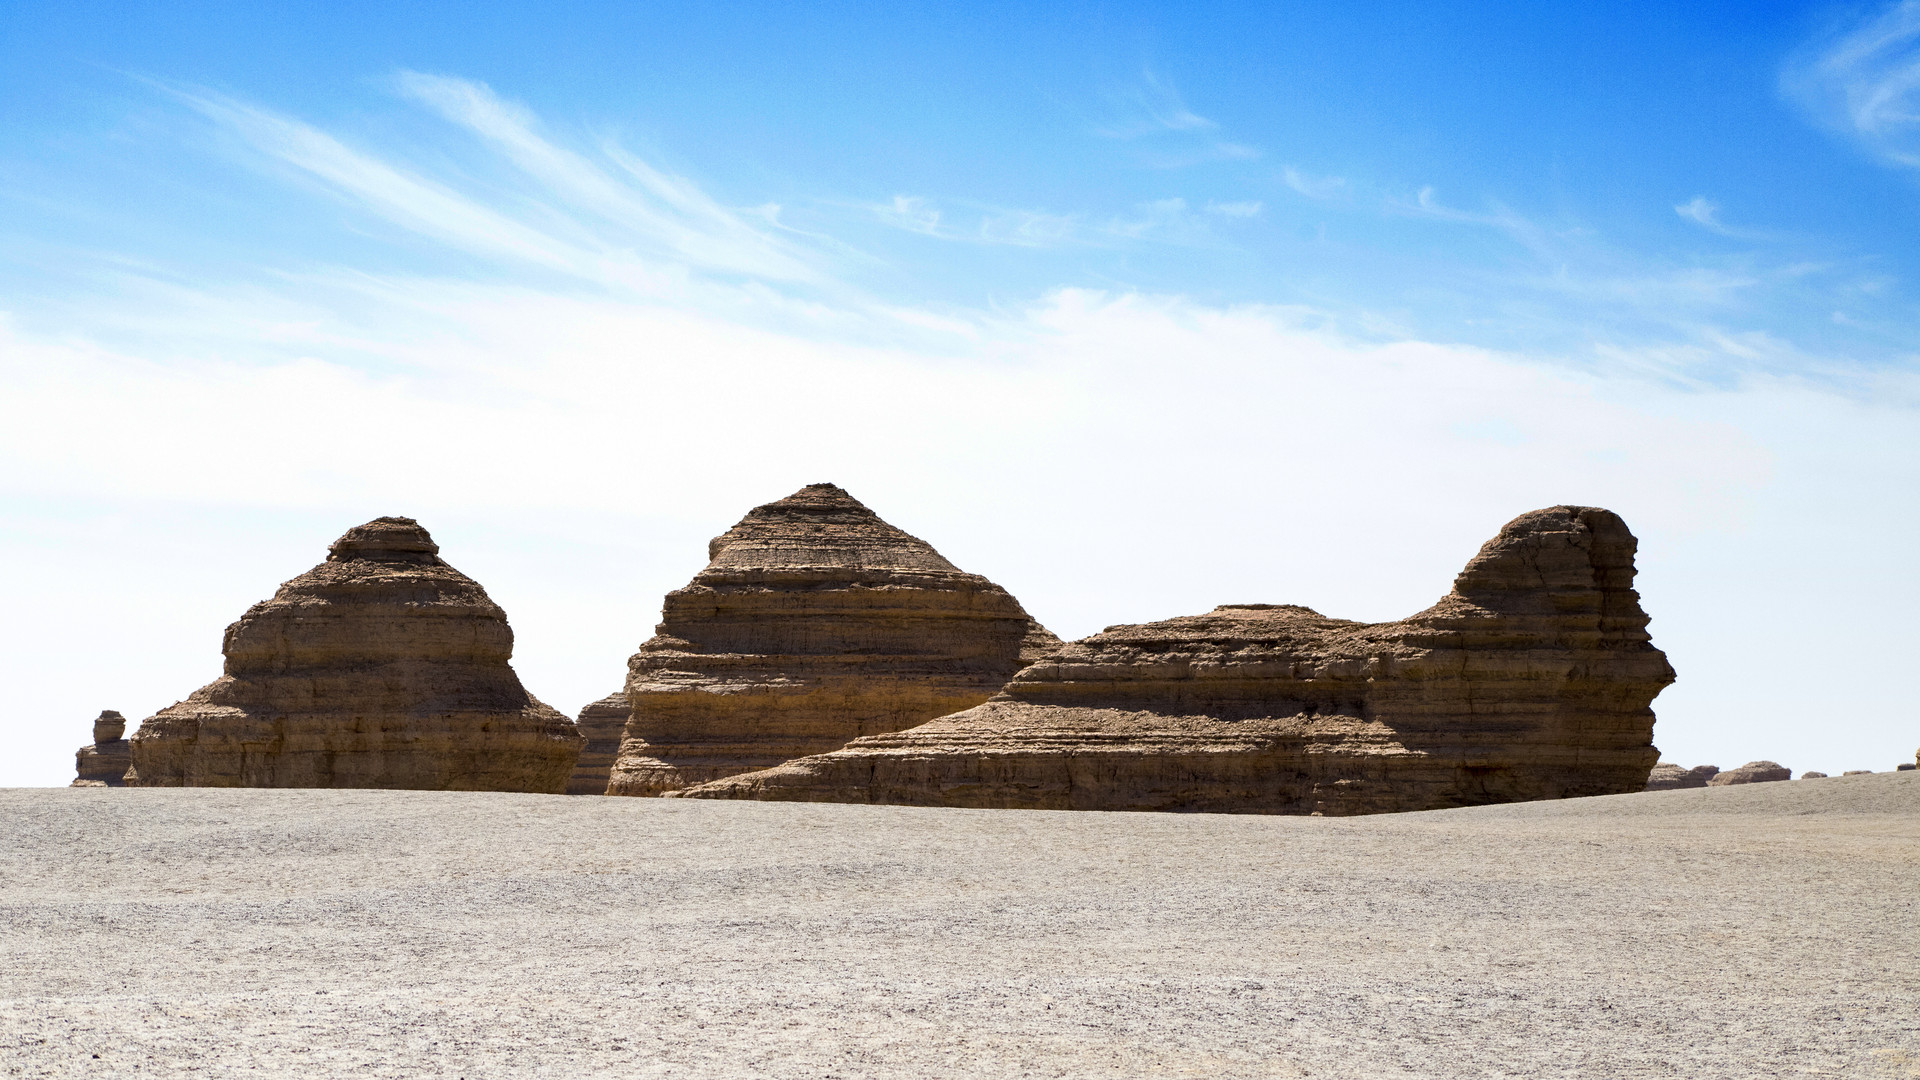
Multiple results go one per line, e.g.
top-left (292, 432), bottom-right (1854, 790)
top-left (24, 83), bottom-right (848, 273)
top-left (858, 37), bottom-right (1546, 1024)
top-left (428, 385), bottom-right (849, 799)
top-left (566, 693), bottom-right (627, 795)
top-left (1708, 761), bottom-right (1791, 786)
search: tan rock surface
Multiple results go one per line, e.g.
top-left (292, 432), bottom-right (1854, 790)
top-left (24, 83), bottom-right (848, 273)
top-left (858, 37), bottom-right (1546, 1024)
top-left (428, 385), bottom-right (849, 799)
top-left (1707, 760), bottom-right (1792, 786)
top-left (128, 517), bottom-right (582, 792)
top-left (566, 692), bottom-right (627, 795)
top-left (1645, 762), bottom-right (1718, 790)
top-left (606, 484), bottom-right (1058, 796)
top-left (680, 505), bottom-right (1675, 814)
top-left (70, 710), bottom-right (132, 787)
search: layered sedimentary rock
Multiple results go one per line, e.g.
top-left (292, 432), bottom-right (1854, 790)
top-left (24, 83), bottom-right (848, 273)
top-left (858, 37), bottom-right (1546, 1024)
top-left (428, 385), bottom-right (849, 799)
top-left (606, 484), bottom-right (1059, 796)
top-left (1707, 761), bottom-right (1791, 786)
top-left (129, 517), bottom-right (582, 792)
top-left (566, 693), bottom-right (628, 795)
top-left (678, 505), bottom-right (1676, 815)
top-left (1645, 763), bottom-right (1719, 791)
top-left (70, 711), bottom-right (132, 787)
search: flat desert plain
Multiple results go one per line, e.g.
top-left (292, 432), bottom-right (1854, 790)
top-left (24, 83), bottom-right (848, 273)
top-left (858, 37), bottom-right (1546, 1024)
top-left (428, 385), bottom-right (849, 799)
top-left (2, 773), bottom-right (1916, 1078)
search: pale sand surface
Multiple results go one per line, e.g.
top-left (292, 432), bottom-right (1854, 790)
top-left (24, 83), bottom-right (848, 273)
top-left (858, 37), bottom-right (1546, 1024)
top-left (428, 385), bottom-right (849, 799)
top-left (2, 774), bottom-right (1916, 1079)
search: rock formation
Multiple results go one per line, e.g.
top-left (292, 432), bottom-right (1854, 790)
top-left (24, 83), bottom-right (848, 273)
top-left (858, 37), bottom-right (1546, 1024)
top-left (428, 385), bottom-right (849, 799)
top-left (1800, 771), bottom-right (1828, 779)
top-left (566, 693), bottom-right (628, 795)
top-left (129, 517), bottom-right (582, 792)
top-left (1842, 770), bottom-right (1873, 776)
top-left (70, 711), bottom-right (132, 787)
top-left (1645, 763), bottom-right (1719, 791)
top-left (1706, 761), bottom-right (1791, 786)
top-left (676, 505), bottom-right (1676, 815)
top-left (606, 484), bottom-right (1060, 796)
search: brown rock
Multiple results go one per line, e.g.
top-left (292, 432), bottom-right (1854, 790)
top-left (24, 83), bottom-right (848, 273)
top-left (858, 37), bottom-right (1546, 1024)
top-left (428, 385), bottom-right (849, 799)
top-left (1645, 763), bottom-right (1719, 791)
top-left (129, 517), bottom-right (582, 791)
top-left (566, 693), bottom-right (628, 795)
top-left (1842, 770), bottom-right (1873, 776)
top-left (1706, 761), bottom-right (1791, 786)
top-left (1799, 771), bottom-right (1828, 779)
top-left (676, 505), bottom-right (1675, 815)
top-left (606, 484), bottom-right (1059, 797)
top-left (70, 711), bottom-right (132, 787)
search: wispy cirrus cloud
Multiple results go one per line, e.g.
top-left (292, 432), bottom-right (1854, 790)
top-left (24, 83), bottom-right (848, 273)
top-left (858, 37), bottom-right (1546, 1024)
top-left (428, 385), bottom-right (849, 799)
top-left (869, 194), bottom-right (1247, 249)
top-left (1282, 167), bottom-right (1347, 201)
top-left (1095, 70), bottom-right (1259, 167)
top-left (1783, 1), bottom-right (1920, 169)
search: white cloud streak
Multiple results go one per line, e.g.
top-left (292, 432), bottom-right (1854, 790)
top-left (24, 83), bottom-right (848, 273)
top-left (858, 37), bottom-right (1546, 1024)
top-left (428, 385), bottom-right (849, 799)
top-left (1784, 1), bottom-right (1920, 168)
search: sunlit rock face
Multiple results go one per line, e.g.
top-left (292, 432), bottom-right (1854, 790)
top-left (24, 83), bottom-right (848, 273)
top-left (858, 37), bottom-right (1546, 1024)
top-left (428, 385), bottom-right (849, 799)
top-left (676, 506), bottom-right (1676, 816)
top-left (129, 517), bottom-right (582, 792)
top-left (606, 484), bottom-right (1060, 797)
top-left (71, 711), bottom-right (132, 787)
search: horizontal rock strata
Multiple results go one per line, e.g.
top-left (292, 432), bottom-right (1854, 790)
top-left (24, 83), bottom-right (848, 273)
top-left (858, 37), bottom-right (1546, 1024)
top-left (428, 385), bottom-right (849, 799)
top-left (677, 505), bottom-right (1676, 815)
top-left (1707, 761), bottom-right (1791, 786)
top-left (1645, 763), bottom-right (1719, 791)
top-left (566, 693), bottom-right (628, 795)
top-left (71, 711), bottom-right (132, 787)
top-left (607, 484), bottom-right (1059, 796)
top-left (129, 517), bottom-right (582, 792)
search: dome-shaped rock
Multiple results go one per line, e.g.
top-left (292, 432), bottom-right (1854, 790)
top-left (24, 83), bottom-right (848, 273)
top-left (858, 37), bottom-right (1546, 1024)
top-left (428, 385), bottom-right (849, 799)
top-left (1645, 762), bottom-right (1718, 790)
top-left (1706, 761), bottom-right (1791, 786)
top-left (606, 484), bottom-right (1059, 796)
top-left (129, 517), bottom-right (582, 791)
top-left (70, 710), bottom-right (132, 787)
top-left (675, 505), bottom-right (1675, 815)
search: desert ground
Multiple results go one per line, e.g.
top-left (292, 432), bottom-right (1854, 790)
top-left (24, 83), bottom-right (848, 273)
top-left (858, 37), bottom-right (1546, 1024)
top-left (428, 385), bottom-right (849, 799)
top-left (2, 774), bottom-right (1915, 1079)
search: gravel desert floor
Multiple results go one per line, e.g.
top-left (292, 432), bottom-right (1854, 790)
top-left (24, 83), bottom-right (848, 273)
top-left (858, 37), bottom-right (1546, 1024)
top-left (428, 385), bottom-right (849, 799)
top-left (2, 773), bottom-right (1916, 1079)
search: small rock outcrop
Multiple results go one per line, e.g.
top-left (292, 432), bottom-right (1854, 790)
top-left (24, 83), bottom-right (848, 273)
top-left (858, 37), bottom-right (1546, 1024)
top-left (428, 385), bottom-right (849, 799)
top-left (1800, 771), bottom-right (1828, 779)
top-left (566, 693), bottom-right (628, 795)
top-left (1646, 763), bottom-right (1719, 791)
top-left (1842, 770), bottom-right (1874, 776)
top-left (70, 711), bottom-right (132, 787)
top-left (606, 484), bottom-right (1059, 796)
top-left (129, 517), bottom-right (582, 791)
top-left (676, 505), bottom-right (1675, 815)
top-left (1706, 761), bottom-right (1791, 786)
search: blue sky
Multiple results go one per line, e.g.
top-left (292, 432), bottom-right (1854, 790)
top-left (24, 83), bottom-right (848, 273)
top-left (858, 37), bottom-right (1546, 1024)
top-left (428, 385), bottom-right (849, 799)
top-left (3, 1), bottom-right (1918, 784)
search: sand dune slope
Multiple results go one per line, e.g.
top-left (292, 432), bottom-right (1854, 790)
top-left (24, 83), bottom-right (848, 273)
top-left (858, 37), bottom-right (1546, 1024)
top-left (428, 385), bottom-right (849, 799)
top-left (2, 774), bottom-right (1915, 1078)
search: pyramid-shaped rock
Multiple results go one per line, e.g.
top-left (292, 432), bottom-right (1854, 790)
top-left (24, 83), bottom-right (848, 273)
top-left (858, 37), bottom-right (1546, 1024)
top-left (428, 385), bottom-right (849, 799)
top-left (70, 710), bottom-right (132, 787)
top-left (675, 506), bottom-right (1675, 814)
top-left (605, 484), bottom-right (1060, 796)
top-left (129, 517), bottom-right (583, 791)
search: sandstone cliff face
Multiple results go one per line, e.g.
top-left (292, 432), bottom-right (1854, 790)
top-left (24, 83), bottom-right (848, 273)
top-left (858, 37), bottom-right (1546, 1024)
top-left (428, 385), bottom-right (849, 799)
top-left (676, 506), bottom-right (1675, 815)
top-left (566, 693), bottom-right (628, 795)
top-left (129, 517), bottom-right (582, 792)
top-left (606, 484), bottom-right (1059, 797)
top-left (71, 711), bottom-right (132, 787)
top-left (1707, 761), bottom-right (1791, 786)
top-left (1645, 763), bottom-right (1719, 791)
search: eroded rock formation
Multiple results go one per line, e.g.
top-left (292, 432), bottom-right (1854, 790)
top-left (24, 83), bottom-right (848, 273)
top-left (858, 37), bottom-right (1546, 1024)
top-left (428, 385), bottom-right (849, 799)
top-left (567, 693), bottom-right (628, 795)
top-left (676, 505), bottom-right (1675, 815)
top-left (606, 483), bottom-right (1059, 796)
top-left (1645, 763), bottom-right (1719, 791)
top-left (70, 711), bottom-right (131, 787)
top-left (129, 517), bottom-right (582, 791)
top-left (1707, 761), bottom-right (1791, 786)
top-left (1801, 771), bottom-right (1828, 779)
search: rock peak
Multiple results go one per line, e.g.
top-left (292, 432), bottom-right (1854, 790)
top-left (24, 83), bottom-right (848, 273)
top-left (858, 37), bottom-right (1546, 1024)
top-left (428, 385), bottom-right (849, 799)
top-left (327, 516), bottom-right (442, 563)
top-left (703, 484), bottom-right (959, 572)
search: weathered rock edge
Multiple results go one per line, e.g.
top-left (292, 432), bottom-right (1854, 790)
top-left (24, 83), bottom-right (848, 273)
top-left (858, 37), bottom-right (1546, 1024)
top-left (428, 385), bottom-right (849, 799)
top-left (129, 517), bottom-right (582, 792)
top-left (675, 505), bottom-right (1676, 815)
top-left (606, 483), bottom-right (1059, 796)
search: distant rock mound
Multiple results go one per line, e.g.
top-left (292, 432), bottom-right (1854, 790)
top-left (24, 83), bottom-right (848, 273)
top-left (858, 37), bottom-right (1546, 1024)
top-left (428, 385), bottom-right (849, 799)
top-left (606, 484), bottom-right (1059, 797)
top-left (566, 693), bottom-right (628, 795)
top-left (1706, 761), bottom-right (1791, 786)
top-left (70, 711), bottom-right (132, 787)
top-left (129, 517), bottom-right (582, 791)
top-left (1646, 763), bottom-right (1719, 791)
top-left (676, 505), bottom-right (1675, 815)
top-left (1800, 771), bottom-right (1828, 779)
